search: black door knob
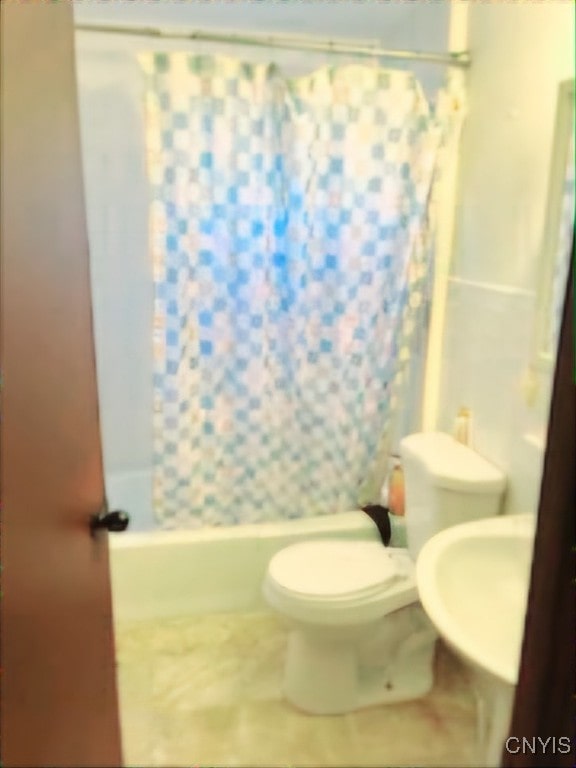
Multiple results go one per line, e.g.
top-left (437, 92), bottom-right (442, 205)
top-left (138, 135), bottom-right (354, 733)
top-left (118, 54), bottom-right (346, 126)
top-left (90, 509), bottom-right (130, 536)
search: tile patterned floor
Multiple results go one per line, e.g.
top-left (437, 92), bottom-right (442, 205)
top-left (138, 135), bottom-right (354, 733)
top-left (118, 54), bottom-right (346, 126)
top-left (115, 612), bottom-right (479, 767)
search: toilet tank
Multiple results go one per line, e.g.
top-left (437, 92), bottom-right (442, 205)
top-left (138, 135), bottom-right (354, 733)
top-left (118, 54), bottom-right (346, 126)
top-left (400, 433), bottom-right (506, 560)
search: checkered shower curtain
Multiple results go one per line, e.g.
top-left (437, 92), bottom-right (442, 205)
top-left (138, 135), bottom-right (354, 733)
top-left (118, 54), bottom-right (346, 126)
top-left (141, 54), bottom-right (449, 528)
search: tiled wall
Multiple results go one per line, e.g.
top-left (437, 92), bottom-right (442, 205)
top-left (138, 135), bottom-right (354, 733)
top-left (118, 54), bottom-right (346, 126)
top-left (438, 278), bottom-right (550, 515)
top-left (437, 1), bottom-right (574, 515)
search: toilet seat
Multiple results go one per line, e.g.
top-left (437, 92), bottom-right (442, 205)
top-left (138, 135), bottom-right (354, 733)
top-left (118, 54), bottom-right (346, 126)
top-left (263, 540), bottom-right (418, 625)
top-left (269, 540), bottom-right (401, 598)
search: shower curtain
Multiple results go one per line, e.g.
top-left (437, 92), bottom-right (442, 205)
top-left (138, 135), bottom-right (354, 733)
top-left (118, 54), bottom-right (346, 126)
top-left (141, 53), bottom-right (458, 528)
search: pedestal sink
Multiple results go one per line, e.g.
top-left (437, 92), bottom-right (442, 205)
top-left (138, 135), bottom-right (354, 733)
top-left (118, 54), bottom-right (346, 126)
top-left (416, 513), bottom-right (536, 767)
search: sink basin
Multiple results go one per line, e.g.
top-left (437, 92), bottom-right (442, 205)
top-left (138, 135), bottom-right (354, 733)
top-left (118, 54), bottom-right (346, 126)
top-left (416, 513), bottom-right (536, 766)
top-left (416, 513), bottom-right (535, 685)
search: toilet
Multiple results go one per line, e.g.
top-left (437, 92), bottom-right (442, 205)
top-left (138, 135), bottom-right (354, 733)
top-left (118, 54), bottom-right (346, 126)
top-left (263, 432), bottom-right (506, 715)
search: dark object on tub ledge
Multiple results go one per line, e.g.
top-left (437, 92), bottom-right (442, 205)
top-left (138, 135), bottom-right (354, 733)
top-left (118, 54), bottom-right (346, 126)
top-left (361, 505), bottom-right (392, 546)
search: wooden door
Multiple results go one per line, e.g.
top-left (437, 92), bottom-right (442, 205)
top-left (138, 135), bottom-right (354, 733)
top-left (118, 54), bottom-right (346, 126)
top-left (1, 2), bottom-right (123, 766)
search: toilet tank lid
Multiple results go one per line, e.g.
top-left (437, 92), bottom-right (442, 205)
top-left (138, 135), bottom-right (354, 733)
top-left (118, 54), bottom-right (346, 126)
top-left (400, 432), bottom-right (506, 493)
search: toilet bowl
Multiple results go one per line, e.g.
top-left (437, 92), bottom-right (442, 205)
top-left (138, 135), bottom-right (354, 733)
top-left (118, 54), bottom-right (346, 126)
top-left (263, 539), bottom-right (437, 714)
top-left (263, 432), bottom-right (507, 716)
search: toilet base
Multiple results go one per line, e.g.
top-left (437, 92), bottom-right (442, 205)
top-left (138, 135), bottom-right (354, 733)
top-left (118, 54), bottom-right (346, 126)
top-left (282, 605), bottom-right (437, 715)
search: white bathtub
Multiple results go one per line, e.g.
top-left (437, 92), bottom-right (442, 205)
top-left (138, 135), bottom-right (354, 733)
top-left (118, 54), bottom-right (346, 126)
top-left (109, 510), bottom-right (381, 622)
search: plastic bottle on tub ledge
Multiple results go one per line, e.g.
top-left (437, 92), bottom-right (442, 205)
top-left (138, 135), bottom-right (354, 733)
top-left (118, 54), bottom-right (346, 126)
top-left (385, 455), bottom-right (407, 548)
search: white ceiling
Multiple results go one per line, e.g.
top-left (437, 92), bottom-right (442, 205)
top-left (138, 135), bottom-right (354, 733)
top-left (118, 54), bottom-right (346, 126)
top-left (73, 0), bottom-right (450, 52)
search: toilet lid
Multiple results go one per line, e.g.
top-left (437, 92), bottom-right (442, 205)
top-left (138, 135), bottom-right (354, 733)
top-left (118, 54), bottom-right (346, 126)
top-left (268, 540), bottom-right (401, 598)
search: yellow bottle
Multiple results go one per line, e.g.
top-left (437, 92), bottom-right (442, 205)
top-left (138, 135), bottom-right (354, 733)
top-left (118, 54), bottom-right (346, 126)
top-left (453, 407), bottom-right (472, 446)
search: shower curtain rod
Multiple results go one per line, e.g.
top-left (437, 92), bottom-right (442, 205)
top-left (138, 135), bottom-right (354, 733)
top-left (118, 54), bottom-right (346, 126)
top-left (74, 23), bottom-right (471, 68)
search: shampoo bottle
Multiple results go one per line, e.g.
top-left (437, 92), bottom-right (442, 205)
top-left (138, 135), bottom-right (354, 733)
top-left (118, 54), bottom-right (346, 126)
top-left (453, 407), bottom-right (473, 446)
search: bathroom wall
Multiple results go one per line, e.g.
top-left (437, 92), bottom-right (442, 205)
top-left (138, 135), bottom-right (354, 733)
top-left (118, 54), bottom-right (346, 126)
top-left (437, 1), bottom-right (575, 515)
top-left (74, 1), bottom-right (450, 529)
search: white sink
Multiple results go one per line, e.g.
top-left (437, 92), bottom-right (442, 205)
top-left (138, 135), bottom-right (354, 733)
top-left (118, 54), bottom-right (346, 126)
top-left (416, 513), bottom-right (536, 766)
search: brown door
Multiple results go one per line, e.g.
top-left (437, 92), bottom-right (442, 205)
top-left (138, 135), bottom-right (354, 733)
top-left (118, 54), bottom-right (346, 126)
top-left (1, 2), bottom-right (123, 766)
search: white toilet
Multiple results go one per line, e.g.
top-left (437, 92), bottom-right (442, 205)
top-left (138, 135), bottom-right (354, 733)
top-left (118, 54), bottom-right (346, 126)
top-left (263, 432), bottom-right (506, 715)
